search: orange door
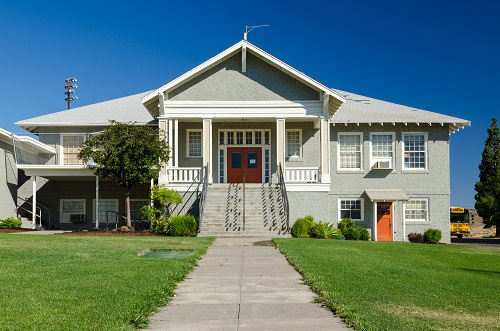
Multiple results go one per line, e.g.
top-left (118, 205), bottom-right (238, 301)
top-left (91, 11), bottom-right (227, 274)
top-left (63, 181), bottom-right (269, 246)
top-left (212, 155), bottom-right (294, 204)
top-left (227, 147), bottom-right (262, 183)
top-left (377, 202), bottom-right (393, 241)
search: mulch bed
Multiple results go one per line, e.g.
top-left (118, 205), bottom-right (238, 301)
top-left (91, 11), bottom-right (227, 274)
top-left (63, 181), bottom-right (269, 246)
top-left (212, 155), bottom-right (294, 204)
top-left (57, 230), bottom-right (163, 236)
top-left (0, 228), bottom-right (37, 233)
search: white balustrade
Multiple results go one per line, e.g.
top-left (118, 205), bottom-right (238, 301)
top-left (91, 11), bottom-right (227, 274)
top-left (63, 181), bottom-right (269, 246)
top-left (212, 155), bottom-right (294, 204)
top-left (167, 167), bottom-right (201, 183)
top-left (285, 167), bottom-right (320, 183)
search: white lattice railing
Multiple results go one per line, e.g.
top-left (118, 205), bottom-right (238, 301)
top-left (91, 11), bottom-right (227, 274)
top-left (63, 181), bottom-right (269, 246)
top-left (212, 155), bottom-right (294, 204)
top-left (167, 167), bottom-right (202, 183)
top-left (285, 167), bottom-right (320, 183)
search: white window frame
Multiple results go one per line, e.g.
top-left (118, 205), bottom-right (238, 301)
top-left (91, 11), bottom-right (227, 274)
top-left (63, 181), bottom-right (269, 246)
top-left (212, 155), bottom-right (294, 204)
top-left (286, 129), bottom-right (302, 158)
top-left (404, 199), bottom-right (429, 222)
top-left (61, 134), bottom-right (86, 165)
top-left (370, 132), bottom-right (395, 169)
top-left (60, 199), bottom-right (86, 224)
top-left (130, 199), bottom-right (150, 221)
top-left (338, 198), bottom-right (364, 222)
top-left (402, 132), bottom-right (428, 170)
top-left (186, 129), bottom-right (202, 158)
top-left (92, 199), bottom-right (118, 222)
top-left (337, 132), bottom-right (363, 170)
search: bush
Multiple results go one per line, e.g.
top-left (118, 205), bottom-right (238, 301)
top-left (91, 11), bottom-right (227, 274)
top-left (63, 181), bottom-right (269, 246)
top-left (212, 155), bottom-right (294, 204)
top-left (337, 218), bottom-right (370, 241)
top-left (337, 218), bottom-right (355, 235)
top-left (309, 221), bottom-right (340, 239)
top-left (356, 226), bottom-right (371, 241)
top-left (0, 217), bottom-right (22, 229)
top-left (169, 214), bottom-right (198, 237)
top-left (291, 216), bottom-right (314, 238)
top-left (151, 218), bottom-right (169, 234)
top-left (344, 227), bottom-right (360, 240)
top-left (424, 228), bottom-right (442, 244)
top-left (330, 234), bottom-right (345, 240)
top-left (407, 232), bottom-right (424, 243)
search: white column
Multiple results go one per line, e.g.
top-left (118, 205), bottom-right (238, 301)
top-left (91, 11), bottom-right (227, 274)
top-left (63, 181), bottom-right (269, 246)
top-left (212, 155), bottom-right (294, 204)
top-left (168, 119), bottom-right (173, 168)
top-left (31, 176), bottom-right (37, 229)
top-left (159, 119), bottom-right (168, 179)
top-left (373, 201), bottom-right (377, 241)
top-left (320, 117), bottom-right (330, 183)
top-left (203, 118), bottom-right (213, 184)
top-left (276, 118), bottom-right (286, 172)
top-left (174, 119), bottom-right (179, 168)
top-left (95, 176), bottom-right (99, 230)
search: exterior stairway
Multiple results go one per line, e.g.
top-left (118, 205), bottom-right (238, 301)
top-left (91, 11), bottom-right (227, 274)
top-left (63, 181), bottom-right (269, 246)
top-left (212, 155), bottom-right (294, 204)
top-left (199, 183), bottom-right (290, 237)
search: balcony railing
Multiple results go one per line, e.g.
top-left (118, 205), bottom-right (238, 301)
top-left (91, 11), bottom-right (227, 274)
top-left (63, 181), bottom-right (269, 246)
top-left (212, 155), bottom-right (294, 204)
top-left (285, 167), bottom-right (320, 183)
top-left (166, 167), bottom-right (202, 183)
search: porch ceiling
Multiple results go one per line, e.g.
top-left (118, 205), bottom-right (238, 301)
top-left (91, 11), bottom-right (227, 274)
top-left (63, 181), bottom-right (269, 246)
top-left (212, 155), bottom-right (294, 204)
top-left (364, 189), bottom-right (409, 201)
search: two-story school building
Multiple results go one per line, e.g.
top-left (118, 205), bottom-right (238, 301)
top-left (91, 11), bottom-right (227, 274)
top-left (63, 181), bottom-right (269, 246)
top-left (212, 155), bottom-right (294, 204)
top-left (13, 40), bottom-right (469, 241)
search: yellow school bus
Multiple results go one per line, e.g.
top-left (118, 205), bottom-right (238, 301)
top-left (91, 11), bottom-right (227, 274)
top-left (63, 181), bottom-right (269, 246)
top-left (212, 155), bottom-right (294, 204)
top-left (450, 207), bottom-right (472, 238)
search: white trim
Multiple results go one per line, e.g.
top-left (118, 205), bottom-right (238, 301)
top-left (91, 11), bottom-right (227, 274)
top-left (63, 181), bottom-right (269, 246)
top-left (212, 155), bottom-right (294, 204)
top-left (402, 132), bottom-right (428, 171)
top-left (369, 132), bottom-right (395, 169)
top-left (60, 199), bottom-right (86, 224)
top-left (338, 198), bottom-right (364, 222)
top-left (186, 129), bottom-right (202, 158)
top-left (286, 129), bottom-right (302, 158)
top-left (337, 132), bottom-right (363, 171)
top-left (403, 198), bottom-right (429, 223)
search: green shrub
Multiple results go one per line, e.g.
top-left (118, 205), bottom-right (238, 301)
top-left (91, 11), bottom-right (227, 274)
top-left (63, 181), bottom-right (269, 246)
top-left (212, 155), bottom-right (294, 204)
top-left (309, 221), bottom-right (339, 239)
top-left (151, 218), bottom-right (169, 234)
top-left (424, 228), bottom-right (442, 244)
top-left (330, 234), bottom-right (345, 240)
top-left (408, 232), bottom-right (424, 243)
top-left (169, 214), bottom-right (198, 237)
top-left (0, 217), bottom-right (22, 229)
top-left (291, 216), bottom-right (314, 238)
top-left (337, 218), bottom-right (355, 235)
top-left (345, 227), bottom-right (360, 240)
top-left (356, 226), bottom-right (370, 241)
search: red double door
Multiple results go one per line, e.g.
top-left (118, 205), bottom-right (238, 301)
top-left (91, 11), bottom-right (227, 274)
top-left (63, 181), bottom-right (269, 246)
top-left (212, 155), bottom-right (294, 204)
top-left (227, 147), bottom-right (262, 183)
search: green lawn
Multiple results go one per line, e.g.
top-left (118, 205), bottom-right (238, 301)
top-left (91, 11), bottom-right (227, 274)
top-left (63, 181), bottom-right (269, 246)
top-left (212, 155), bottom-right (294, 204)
top-left (273, 239), bottom-right (500, 331)
top-left (0, 234), bottom-right (213, 330)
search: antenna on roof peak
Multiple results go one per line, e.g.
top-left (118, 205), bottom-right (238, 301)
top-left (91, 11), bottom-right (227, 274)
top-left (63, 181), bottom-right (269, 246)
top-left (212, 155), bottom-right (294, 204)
top-left (244, 25), bottom-right (270, 41)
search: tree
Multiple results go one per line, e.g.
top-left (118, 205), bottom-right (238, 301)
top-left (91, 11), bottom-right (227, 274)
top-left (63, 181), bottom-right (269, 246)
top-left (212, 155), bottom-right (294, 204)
top-left (78, 121), bottom-right (170, 228)
top-left (474, 117), bottom-right (500, 237)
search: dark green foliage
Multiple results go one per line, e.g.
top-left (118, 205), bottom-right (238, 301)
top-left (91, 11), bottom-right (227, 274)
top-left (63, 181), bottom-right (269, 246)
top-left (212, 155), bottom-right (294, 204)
top-left (474, 118), bottom-right (500, 237)
top-left (337, 218), bottom-right (369, 240)
top-left (424, 228), bottom-right (442, 244)
top-left (407, 232), bottom-right (424, 243)
top-left (356, 226), bottom-right (370, 241)
top-left (169, 214), bottom-right (198, 237)
top-left (337, 218), bottom-right (355, 234)
top-left (330, 234), bottom-right (345, 240)
top-left (78, 121), bottom-right (170, 228)
top-left (291, 216), bottom-right (314, 238)
top-left (0, 217), bottom-right (22, 229)
top-left (308, 221), bottom-right (340, 239)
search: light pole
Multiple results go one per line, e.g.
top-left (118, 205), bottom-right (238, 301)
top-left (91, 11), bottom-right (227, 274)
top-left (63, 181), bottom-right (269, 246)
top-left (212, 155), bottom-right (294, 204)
top-left (64, 77), bottom-right (78, 109)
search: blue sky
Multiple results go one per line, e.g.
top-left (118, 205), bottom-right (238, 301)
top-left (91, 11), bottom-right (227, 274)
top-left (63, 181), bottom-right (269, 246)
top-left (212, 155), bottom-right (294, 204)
top-left (1, 0), bottom-right (498, 208)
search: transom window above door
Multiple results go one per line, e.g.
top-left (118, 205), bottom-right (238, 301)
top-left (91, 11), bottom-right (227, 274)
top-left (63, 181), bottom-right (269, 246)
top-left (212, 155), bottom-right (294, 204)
top-left (218, 130), bottom-right (270, 146)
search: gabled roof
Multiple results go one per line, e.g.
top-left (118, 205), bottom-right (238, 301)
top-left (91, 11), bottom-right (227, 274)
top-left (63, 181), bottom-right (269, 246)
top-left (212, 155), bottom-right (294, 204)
top-left (331, 89), bottom-right (470, 133)
top-left (16, 91), bottom-right (155, 132)
top-left (0, 128), bottom-right (55, 154)
top-left (141, 40), bottom-right (346, 115)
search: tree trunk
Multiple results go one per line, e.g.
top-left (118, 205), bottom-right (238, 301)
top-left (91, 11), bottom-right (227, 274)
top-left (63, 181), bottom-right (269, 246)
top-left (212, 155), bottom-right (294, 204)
top-left (125, 189), bottom-right (132, 228)
top-left (496, 225), bottom-right (500, 238)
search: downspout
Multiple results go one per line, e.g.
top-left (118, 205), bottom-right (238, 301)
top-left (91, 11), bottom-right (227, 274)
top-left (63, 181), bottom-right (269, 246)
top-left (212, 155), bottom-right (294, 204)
top-left (95, 176), bottom-right (99, 230)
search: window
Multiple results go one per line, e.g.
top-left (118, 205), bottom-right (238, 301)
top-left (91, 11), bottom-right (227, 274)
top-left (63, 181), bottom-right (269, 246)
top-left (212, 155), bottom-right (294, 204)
top-left (405, 199), bottom-right (428, 222)
top-left (62, 135), bottom-right (85, 165)
top-left (403, 133), bottom-right (427, 169)
top-left (338, 133), bottom-right (362, 170)
top-left (93, 199), bottom-right (118, 222)
top-left (339, 199), bottom-right (363, 221)
top-left (286, 130), bottom-right (301, 158)
top-left (60, 199), bottom-right (85, 223)
top-left (371, 133), bottom-right (394, 168)
top-left (130, 200), bottom-right (150, 220)
top-left (187, 130), bottom-right (202, 157)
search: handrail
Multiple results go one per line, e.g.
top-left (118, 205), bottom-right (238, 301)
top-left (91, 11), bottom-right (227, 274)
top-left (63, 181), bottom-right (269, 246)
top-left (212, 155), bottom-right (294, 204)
top-left (198, 165), bottom-right (209, 232)
top-left (277, 163), bottom-right (290, 232)
top-left (16, 196), bottom-right (51, 229)
top-left (242, 165), bottom-right (247, 231)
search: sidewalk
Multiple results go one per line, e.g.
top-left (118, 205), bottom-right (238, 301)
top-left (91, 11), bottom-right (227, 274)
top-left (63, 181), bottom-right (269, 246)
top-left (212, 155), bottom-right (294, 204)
top-left (145, 237), bottom-right (349, 331)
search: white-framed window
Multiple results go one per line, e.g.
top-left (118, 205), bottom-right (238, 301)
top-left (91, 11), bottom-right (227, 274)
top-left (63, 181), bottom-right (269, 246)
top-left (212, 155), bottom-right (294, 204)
top-left (62, 134), bottom-right (85, 165)
top-left (403, 133), bottom-right (427, 170)
top-left (93, 199), bottom-right (118, 222)
top-left (130, 199), bottom-right (150, 220)
top-left (187, 130), bottom-right (202, 158)
top-left (286, 129), bottom-right (302, 158)
top-left (60, 199), bottom-right (86, 223)
top-left (338, 133), bottom-right (362, 170)
top-left (370, 133), bottom-right (395, 168)
top-left (404, 199), bottom-right (428, 222)
top-left (339, 198), bottom-right (363, 222)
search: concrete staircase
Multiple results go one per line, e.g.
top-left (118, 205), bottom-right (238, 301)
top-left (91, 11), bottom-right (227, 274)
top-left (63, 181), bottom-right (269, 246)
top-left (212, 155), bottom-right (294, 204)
top-left (199, 183), bottom-right (290, 237)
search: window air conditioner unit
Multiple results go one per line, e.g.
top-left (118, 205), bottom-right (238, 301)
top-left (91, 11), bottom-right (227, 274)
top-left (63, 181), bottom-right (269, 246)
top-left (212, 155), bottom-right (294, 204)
top-left (372, 161), bottom-right (392, 170)
top-left (70, 214), bottom-right (85, 223)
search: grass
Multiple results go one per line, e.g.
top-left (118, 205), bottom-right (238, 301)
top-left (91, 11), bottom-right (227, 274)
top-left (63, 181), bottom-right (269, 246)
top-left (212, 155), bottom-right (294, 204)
top-left (0, 234), bottom-right (213, 330)
top-left (273, 239), bottom-right (500, 331)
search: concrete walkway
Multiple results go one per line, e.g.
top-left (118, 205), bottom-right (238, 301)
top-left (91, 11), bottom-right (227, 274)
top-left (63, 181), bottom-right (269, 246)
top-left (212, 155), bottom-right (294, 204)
top-left (145, 237), bottom-right (349, 331)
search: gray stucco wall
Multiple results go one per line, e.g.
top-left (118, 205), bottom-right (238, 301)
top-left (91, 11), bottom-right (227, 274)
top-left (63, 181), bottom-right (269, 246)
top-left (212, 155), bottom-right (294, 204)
top-left (0, 141), bottom-right (18, 220)
top-left (285, 122), bottom-right (320, 168)
top-left (327, 124), bottom-right (451, 242)
top-left (169, 53), bottom-right (320, 101)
